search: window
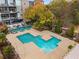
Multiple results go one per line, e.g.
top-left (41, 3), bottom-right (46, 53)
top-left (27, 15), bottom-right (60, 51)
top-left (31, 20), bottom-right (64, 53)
top-left (9, 7), bottom-right (16, 12)
top-left (4, 20), bottom-right (10, 25)
top-left (10, 13), bottom-right (17, 18)
top-left (0, 7), bottom-right (8, 13)
top-left (1, 14), bottom-right (9, 19)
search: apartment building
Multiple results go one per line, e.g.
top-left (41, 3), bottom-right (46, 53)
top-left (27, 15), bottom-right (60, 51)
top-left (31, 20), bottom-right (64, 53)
top-left (0, 0), bottom-right (34, 25)
top-left (21, 0), bottom-right (34, 13)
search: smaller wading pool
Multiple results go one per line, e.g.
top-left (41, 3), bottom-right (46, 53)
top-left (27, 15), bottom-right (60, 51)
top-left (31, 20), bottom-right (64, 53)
top-left (10, 26), bottom-right (32, 33)
top-left (17, 33), bottom-right (61, 53)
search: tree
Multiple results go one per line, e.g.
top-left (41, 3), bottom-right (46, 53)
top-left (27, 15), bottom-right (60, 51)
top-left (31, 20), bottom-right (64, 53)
top-left (72, 12), bottom-right (79, 25)
top-left (23, 0), bottom-right (46, 23)
top-left (48, 0), bottom-right (67, 19)
top-left (66, 26), bottom-right (75, 38)
top-left (33, 9), bottom-right (55, 30)
top-left (48, 0), bottom-right (79, 26)
top-left (71, 0), bottom-right (79, 25)
top-left (23, 0), bottom-right (55, 30)
top-left (54, 20), bottom-right (62, 34)
top-left (71, 0), bottom-right (79, 11)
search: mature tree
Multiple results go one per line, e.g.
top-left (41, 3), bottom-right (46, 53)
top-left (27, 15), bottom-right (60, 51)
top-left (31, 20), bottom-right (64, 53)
top-left (33, 9), bottom-right (54, 30)
top-left (71, 0), bottom-right (79, 11)
top-left (23, 0), bottom-right (46, 23)
top-left (23, 0), bottom-right (55, 30)
top-left (71, 0), bottom-right (79, 25)
top-left (48, 0), bottom-right (67, 19)
top-left (48, 0), bottom-right (79, 26)
top-left (72, 12), bottom-right (79, 25)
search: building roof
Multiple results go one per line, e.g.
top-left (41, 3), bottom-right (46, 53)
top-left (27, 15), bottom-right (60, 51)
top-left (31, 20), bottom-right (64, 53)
top-left (64, 44), bottom-right (79, 59)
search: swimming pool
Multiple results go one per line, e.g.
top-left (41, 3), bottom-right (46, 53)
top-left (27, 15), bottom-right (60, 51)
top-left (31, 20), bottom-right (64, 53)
top-left (17, 33), bottom-right (61, 53)
top-left (10, 26), bottom-right (32, 33)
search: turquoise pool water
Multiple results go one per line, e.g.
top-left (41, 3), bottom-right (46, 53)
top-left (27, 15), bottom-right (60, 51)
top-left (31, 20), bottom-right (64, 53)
top-left (17, 33), bottom-right (61, 53)
top-left (10, 26), bottom-right (32, 33)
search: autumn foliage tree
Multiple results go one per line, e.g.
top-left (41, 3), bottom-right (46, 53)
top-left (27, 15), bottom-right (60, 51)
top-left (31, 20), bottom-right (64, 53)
top-left (23, 0), bottom-right (55, 30)
top-left (23, 0), bottom-right (45, 22)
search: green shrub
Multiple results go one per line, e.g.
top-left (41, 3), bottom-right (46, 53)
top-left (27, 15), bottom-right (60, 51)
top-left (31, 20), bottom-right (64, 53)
top-left (2, 45), bottom-right (13, 58)
top-left (0, 33), bottom-right (6, 44)
top-left (54, 20), bottom-right (62, 34)
top-left (66, 26), bottom-right (75, 38)
top-left (68, 45), bottom-right (73, 50)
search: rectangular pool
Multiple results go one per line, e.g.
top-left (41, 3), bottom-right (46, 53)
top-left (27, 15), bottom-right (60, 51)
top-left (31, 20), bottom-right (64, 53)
top-left (17, 33), bottom-right (61, 53)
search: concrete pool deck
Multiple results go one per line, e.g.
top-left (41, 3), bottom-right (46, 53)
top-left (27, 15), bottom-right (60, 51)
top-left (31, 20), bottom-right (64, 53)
top-left (42, 34), bottom-right (52, 40)
top-left (6, 28), bottom-right (77, 59)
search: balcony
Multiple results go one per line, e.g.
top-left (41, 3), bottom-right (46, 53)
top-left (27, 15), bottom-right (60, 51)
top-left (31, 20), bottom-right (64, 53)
top-left (0, 7), bottom-right (17, 14)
